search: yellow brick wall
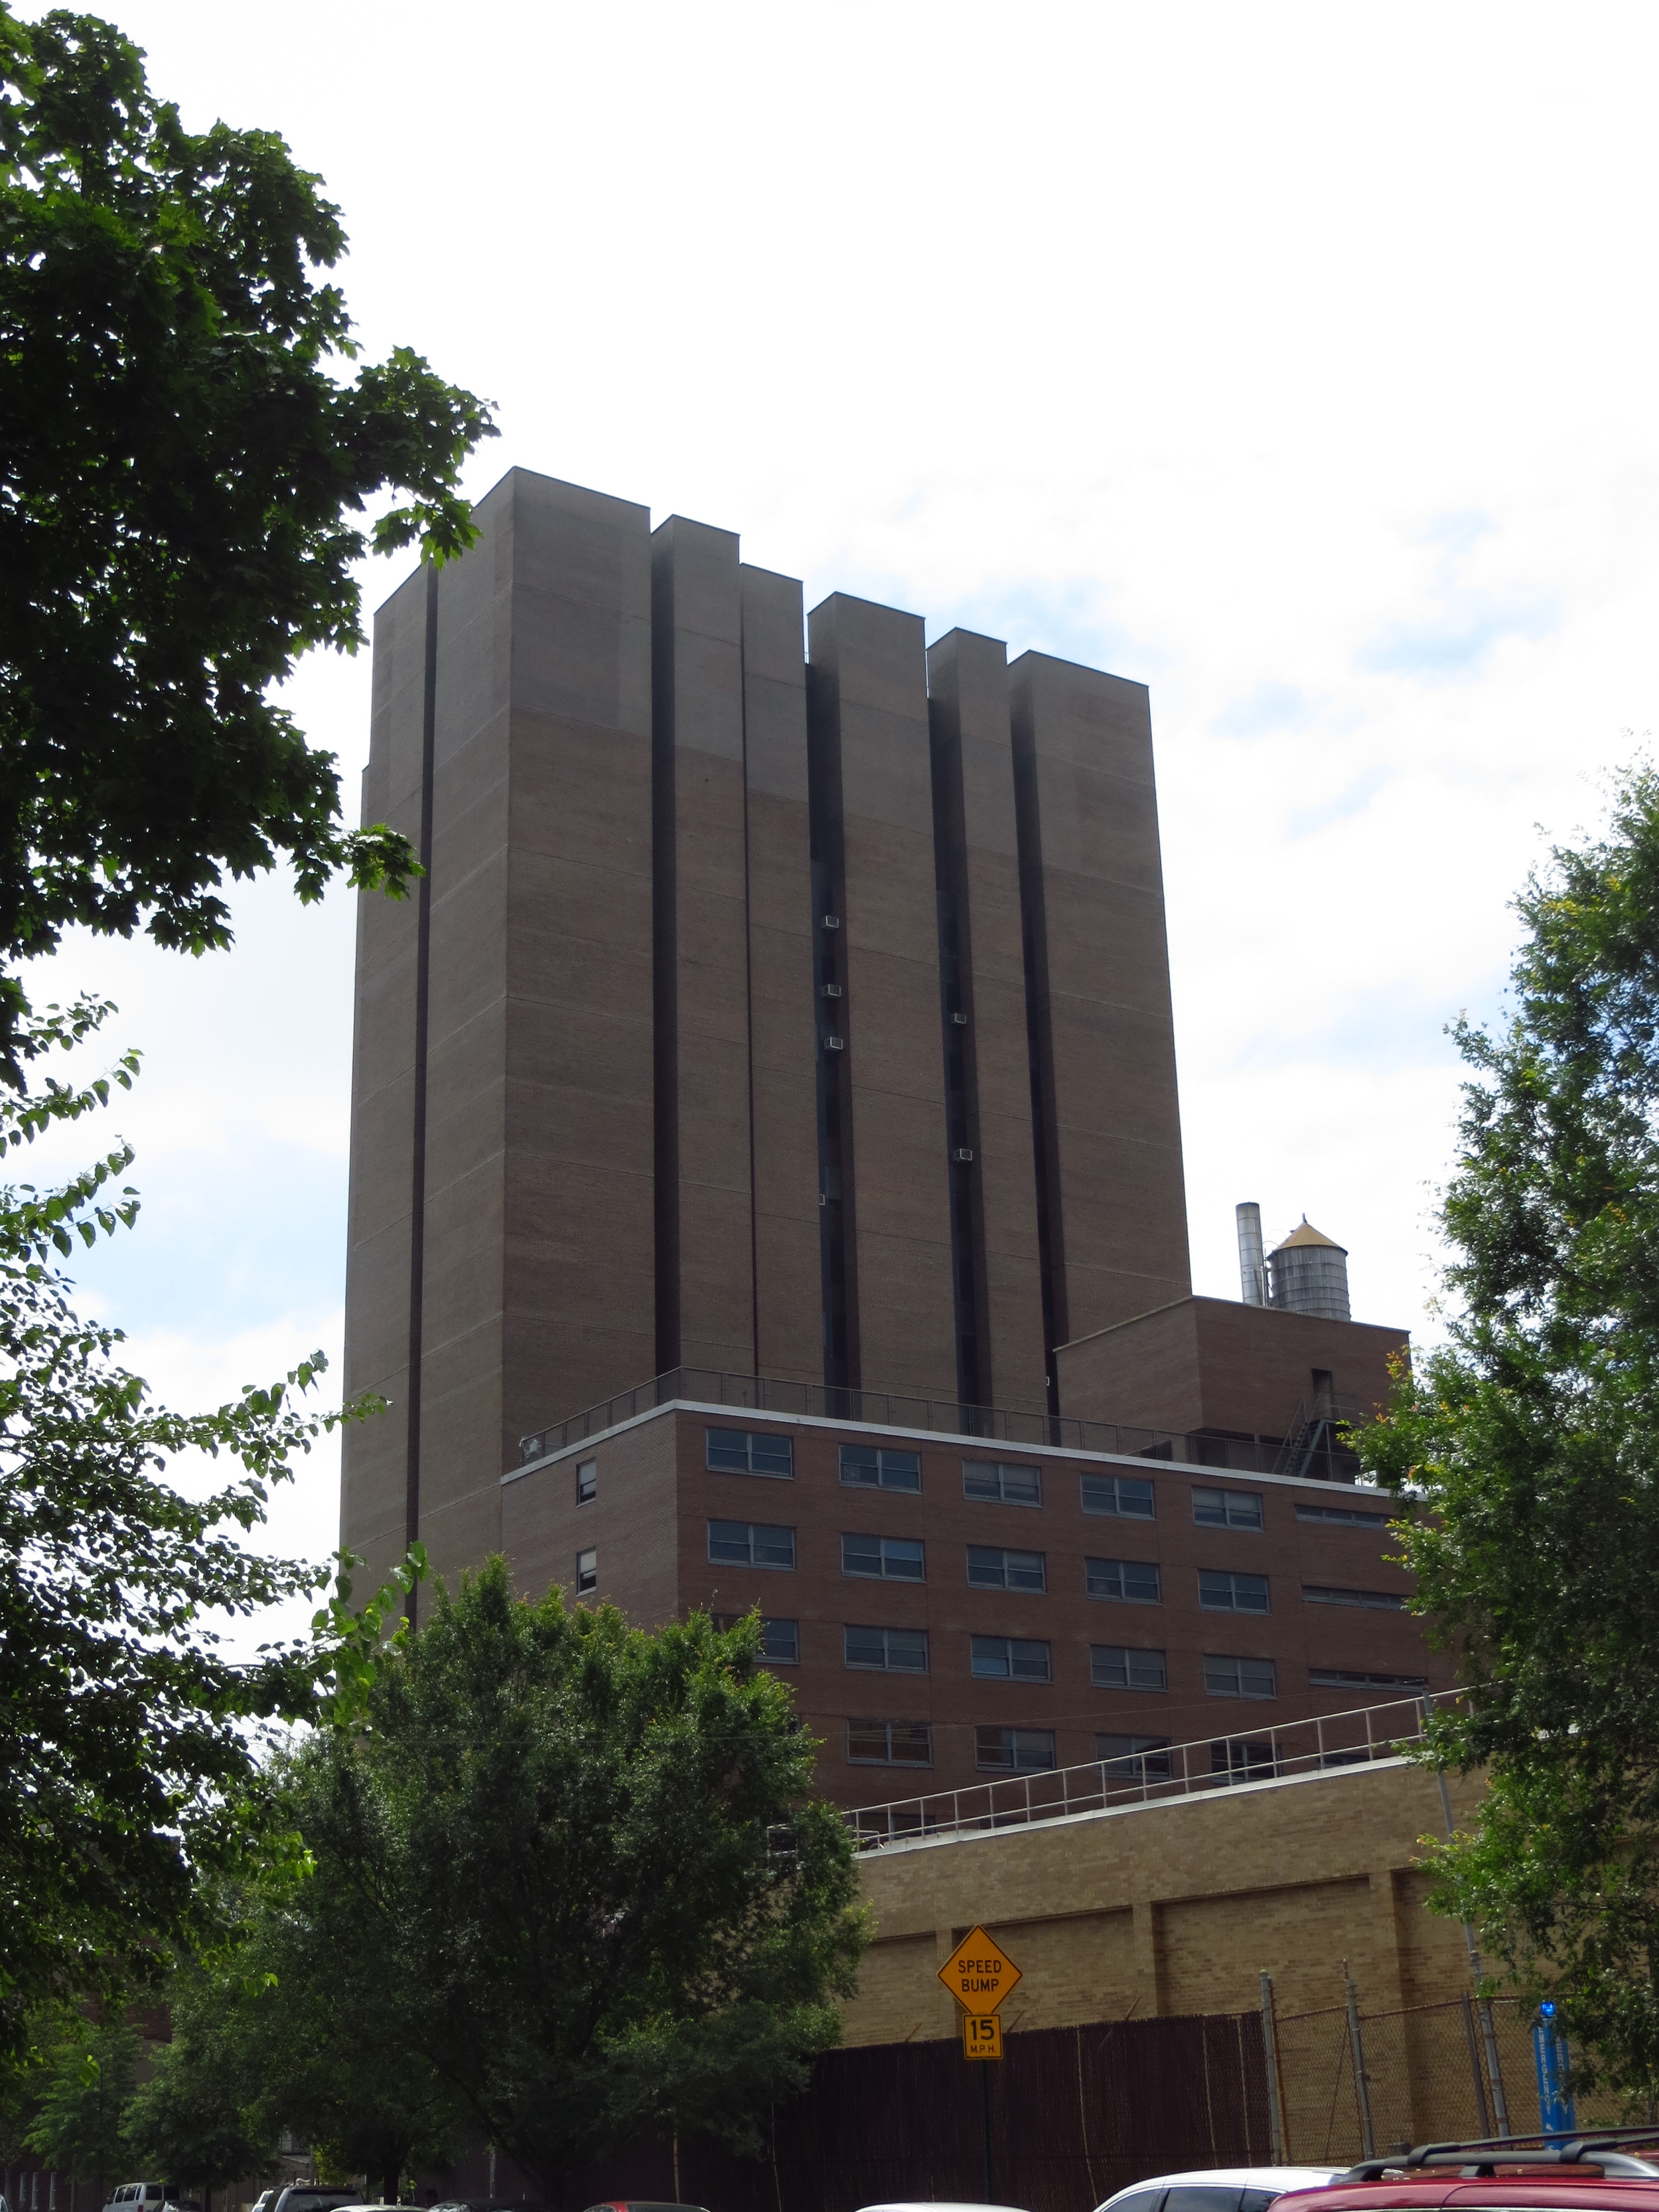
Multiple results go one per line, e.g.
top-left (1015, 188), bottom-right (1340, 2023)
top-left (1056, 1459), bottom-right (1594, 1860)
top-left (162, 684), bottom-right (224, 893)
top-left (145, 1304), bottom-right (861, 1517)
top-left (841, 1757), bottom-right (1482, 2051)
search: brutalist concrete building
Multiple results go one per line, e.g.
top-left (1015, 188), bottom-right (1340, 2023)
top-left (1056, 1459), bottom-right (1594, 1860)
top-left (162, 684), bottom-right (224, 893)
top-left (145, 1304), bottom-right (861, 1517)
top-left (342, 468), bottom-right (1447, 1809)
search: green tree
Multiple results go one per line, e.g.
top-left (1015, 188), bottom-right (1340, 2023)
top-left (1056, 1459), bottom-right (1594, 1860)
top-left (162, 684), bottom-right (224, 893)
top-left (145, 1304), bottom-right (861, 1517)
top-left (1361, 763), bottom-right (1659, 2105)
top-left (0, 5), bottom-right (496, 1076)
top-left (298, 1564), bottom-right (868, 2206)
top-left (123, 2013), bottom-right (278, 2207)
top-left (1, 997), bottom-right (419, 2063)
top-left (24, 2021), bottom-right (139, 2209)
top-left (130, 1842), bottom-right (463, 2207)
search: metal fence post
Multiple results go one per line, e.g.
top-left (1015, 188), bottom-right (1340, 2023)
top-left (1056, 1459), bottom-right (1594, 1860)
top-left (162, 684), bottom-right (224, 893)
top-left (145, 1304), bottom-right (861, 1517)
top-left (1461, 1992), bottom-right (1492, 2136)
top-left (1426, 1724), bottom-right (1512, 2138)
top-left (1343, 1961), bottom-right (1376, 2160)
top-left (1260, 1970), bottom-right (1288, 2163)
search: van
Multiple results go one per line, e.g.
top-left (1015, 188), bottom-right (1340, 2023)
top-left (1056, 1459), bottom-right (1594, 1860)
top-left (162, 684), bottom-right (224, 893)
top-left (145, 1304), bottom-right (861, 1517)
top-left (102, 2186), bottom-right (171, 2212)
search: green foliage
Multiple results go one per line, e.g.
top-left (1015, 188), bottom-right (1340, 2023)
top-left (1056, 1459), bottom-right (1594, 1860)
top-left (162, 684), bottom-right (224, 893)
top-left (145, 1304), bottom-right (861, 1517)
top-left (0, 998), bottom-right (421, 2063)
top-left (1360, 763), bottom-right (1659, 2104)
top-left (0, 5), bottom-right (496, 1075)
top-left (24, 2020), bottom-right (139, 2197)
top-left (291, 1564), bottom-right (869, 2203)
top-left (124, 2008), bottom-right (279, 2202)
top-left (131, 1834), bottom-right (463, 2206)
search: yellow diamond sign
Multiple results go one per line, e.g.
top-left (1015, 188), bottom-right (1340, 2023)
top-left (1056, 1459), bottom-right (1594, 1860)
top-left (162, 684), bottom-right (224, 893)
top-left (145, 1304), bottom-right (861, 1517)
top-left (938, 1925), bottom-right (1021, 2014)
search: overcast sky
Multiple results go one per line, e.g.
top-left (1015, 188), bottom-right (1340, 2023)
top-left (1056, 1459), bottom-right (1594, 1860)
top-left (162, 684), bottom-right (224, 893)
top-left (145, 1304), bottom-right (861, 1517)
top-left (28, 0), bottom-right (1659, 1611)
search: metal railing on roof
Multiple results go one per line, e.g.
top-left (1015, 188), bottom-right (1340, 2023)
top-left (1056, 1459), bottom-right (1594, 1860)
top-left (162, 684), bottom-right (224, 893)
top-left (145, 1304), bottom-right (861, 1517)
top-left (843, 1690), bottom-right (1455, 1852)
top-left (516, 1363), bottom-right (1368, 1480)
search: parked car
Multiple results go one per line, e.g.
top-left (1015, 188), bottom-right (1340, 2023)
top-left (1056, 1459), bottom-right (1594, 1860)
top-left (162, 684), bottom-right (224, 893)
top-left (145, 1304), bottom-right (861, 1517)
top-left (855, 2201), bottom-right (1031, 2212)
top-left (1096, 2168), bottom-right (1348, 2212)
top-left (102, 2185), bottom-right (180, 2212)
top-left (101, 2189), bottom-right (202, 2212)
top-left (433, 2200), bottom-right (548, 2212)
top-left (268, 2189), bottom-right (362, 2212)
top-left (582, 2202), bottom-right (711, 2212)
top-left (1275, 2130), bottom-right (1659, 2211)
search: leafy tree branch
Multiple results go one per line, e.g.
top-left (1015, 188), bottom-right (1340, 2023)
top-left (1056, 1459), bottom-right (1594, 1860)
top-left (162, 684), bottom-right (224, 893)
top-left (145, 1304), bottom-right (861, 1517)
top-left (1361, 763), bottom-right (1659, 2104)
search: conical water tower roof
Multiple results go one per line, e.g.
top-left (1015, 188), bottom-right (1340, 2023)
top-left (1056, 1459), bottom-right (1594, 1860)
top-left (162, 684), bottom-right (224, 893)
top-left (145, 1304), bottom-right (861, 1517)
top-left (1273, 1215), bottom-right (1347, 1254)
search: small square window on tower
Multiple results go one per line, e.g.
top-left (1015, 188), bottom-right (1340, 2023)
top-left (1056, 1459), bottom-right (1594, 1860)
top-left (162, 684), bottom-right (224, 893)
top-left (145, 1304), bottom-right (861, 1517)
top-left (575, 1548), bottom-right (597, 1596)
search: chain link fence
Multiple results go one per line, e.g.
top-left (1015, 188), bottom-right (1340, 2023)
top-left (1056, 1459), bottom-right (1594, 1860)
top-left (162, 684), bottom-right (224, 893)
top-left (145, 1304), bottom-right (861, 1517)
top-left (1271, 1992), bottom-right (1628, 2164)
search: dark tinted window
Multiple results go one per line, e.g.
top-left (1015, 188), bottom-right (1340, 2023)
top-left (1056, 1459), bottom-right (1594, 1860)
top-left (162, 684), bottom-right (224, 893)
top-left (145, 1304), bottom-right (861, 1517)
top-left (970, 1635), bottom-right (1051, 1682)
top-left (967, 1544), bottom-right (1046, 1591)
top-left (1104, 2191), bottom-right (1164, 2212)
top-left (1213, 1737), bottom-right (1277, 1781)
top-left (1092, 1644), bottom-right (1168, 1692)
top-left (974, 1724), bottom-right (1056, 1772)
top-left (963, 1459), bottom-right (1043, 1506)
top-left (844, 1624), bottom-right (928, 1673)
top-left (841, 1532), bottom-right (925, 1580)
top-left (1165, 2189), bottom-right (1244, 2212)
top-left (759, 1619), bottom-right (799, 1663)
top-left (847, 1718), bottom-right (932, 1766)
top-left (1081, 1473), bottom-right (1155, 1518)
top-left (1097, 1733), bottom-right (1173, 1781)
top-left (1192, 1487), bottom-right (1262, 1530)
top-left (1204, 1653), bottom-right (1277, 1699)
top-left (1086, 1556), bottom-right (1161, 1604)
top-left (1200, 1568), bottom-right (1270, 1613)
top-left (707, 1520), bottom-right (796, 1569)
top-left (1311, 1667), bottom-right (1426, 1690)
top-left (706, 1428), bottom-right (794, 1477)
top-left (839, 1443), bottom-right (922, 1491)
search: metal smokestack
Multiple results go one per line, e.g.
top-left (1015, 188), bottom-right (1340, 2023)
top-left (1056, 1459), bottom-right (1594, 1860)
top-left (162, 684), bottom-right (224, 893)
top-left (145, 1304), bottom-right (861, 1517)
top-left (1236, 1201), bottom-right (1267, 1307)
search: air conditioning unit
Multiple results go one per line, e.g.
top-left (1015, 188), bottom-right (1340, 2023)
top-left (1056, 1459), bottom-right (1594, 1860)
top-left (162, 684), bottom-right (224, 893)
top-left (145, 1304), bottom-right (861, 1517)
top-left (953, 1147), bottom-right (974, 1163)
top-left (824, 1035), bottom-right (845, 1051)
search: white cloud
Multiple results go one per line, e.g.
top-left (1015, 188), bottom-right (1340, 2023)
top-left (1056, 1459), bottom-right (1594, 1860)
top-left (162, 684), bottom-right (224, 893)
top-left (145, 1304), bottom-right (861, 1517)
top-left (17, 0), bottom-right (1658, 1526)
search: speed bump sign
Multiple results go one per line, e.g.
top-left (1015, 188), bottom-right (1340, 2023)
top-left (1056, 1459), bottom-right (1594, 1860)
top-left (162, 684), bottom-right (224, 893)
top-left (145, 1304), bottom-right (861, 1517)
top-left (938, 1926), bottom-right (1021, 2013)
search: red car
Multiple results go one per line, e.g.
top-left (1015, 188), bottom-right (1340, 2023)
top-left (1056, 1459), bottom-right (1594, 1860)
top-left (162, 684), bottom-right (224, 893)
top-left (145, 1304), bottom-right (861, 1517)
top-left (1278, 2132), bottom-right (1659, 2212)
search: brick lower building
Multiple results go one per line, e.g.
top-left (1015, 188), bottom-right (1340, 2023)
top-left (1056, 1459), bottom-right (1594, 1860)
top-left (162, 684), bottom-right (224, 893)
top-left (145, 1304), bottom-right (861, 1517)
top-left (503, 1391), bottom-right (1453, 1809)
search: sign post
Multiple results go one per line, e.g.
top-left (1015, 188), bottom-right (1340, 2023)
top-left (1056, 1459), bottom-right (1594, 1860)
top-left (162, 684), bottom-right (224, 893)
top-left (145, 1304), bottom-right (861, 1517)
top-left (938, 1928), bottom-right (1022, 2204)
top-left (1533, 2002), bottom-right (1576, 2135)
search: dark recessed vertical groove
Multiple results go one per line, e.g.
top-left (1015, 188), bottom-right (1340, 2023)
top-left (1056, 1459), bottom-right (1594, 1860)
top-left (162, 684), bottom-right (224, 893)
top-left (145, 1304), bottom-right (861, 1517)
top-left (739, 601), bottom-right (761, 1380)
top-left (806, 658), bottom-right (855, 1393)
top-left (928, 696), bottom-right (986, 1412)
top-left (650, 544), bottom-right (680, 1376)
top-left (404, 559), bottom-right (439, 1620)
top-left (1010, 694), bottom-right (1064, 1422)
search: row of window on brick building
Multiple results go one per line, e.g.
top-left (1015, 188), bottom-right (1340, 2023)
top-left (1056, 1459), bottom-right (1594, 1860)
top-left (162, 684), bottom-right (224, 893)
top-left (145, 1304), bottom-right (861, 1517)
top-left (703, 1518), bottom-right (1403, 1612)
top-left (574, 1514), bottom-right (1404, 1613)
top-left (575, 1430), bottom-right (1400, 1520)
top-left (697, 1429), bottom-right (1398, 1522)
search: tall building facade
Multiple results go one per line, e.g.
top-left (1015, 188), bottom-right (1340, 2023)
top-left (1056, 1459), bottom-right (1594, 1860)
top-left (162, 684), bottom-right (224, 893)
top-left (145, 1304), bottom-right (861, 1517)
top-left (341, 468), bottom-right (1435, 1801)
top-left (342, 468), bottom-right (1197, 1587)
